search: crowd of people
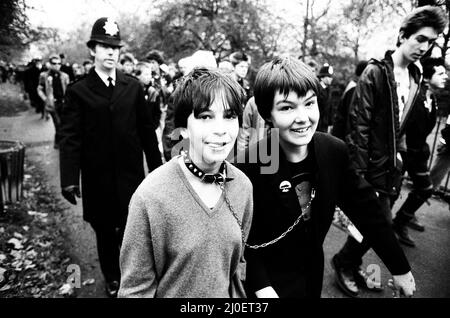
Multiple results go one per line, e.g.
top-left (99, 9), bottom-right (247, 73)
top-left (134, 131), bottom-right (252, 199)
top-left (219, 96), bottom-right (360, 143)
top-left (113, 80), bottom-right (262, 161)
top-left (2, 5), bottom-right (450, 299)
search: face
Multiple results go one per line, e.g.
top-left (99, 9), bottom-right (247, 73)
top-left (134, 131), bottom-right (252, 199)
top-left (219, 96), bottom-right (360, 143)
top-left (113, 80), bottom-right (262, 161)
top-left (49, 58), bottom-right (61, 72)
top-left (137, 67), bottom-right (152, 86)
top-left (90, 43), bottom-right (120, 72)
top-left (269, 89), bottom-right (319, 154)
top-left (122, 61), bottom-right (134, 74)
top-left (185, 92), bottom-right (239, 171)
top-left (234, 61), bottom-right (249, 79)
top-left (399, 26), bottom-right (439, 63)
top-left (84, 62), bottom-right (93, 73)
top-left (428, 65), bottom-right (448, 90)
top-left (321, 76), bottom-right (332, 86)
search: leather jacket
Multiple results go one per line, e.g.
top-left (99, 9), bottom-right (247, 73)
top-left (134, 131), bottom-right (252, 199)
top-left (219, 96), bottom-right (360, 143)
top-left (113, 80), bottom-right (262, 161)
top-left (346, 51), bottom-right (422, 195)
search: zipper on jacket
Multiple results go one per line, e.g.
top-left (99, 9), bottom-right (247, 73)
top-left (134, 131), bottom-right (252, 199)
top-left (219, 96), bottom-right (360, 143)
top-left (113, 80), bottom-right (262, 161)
top-left (384, 67), bottom-right (397, 169)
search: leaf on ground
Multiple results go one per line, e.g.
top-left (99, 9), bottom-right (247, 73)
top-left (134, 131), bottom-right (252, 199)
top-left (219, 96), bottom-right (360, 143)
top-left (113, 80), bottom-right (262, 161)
top-left (0, 227), bottom-right (4, 234)
top-left (13, 232), bottom-right (24, 239)
top-left (7, 238), bottom-right (24, 250)
top-left (58, 283), bottom-right (75, 296)
top-left (0, 254), bottom-right (6, 263)
top-left (22, 226), bottom-right (30, 232)
top-left (0, 267), bottom-right (6, 283)
top-left (82, 278), bottom-right (95, 286)
top-left (0, 284), bottom-right (12, 292)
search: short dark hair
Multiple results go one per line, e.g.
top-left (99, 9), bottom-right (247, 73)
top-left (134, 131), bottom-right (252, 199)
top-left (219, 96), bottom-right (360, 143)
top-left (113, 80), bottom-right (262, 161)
top-left (82, 60), bottom-right (93, 66)
top-left (422, 57), bottom-right (446, 79)
top-left (120, 53), bottom-right (134, 65)
top-left (253, 56), bottom-right (320, 121)
top-left (229, 51), bottom-right (249, 66)
top-left (397, 5), bottom-right (447, 46)
top-left (146, 50), bottom-right (164, 65)
top-left (172, 67), bottom-right (245, 128)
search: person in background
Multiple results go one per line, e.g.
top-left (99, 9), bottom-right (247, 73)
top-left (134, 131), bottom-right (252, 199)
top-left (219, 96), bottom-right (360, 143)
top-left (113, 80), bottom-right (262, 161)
top-left (135, 61), bottom-right (163, 135)
top-left (229, 51), bottom-right (252, 101)
top-left (316, 63), bottom-right (334, 133)
top-left (119, 67), bottom-right (253, 298)
top-left (59, 17), bottom-right (162, 298)
top-left (331, 60), bottom-right (368, 140)
top-left (83, 60), bottom-right (94, 74)
top-left (24, 57), bottom-right (45, 117)
top-left (37, 54), bottom-right (70, 149)
top-left (332, 5), bottom-right (447, 298)
top-left (119, 52), bottom-right (135, 75)
top-left (59, 53), bottom-right (75, 82)
top-left (392, 57), bottom-right (448, 247)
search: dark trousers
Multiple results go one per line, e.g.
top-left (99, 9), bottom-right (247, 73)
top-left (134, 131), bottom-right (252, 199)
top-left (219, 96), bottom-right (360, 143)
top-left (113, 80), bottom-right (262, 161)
top-left (90, 222), bottom-right (125, 283)
top-left (335, 193), bottom-right (394, 270)
top-left (49, 101), bottom-right (63, 146)
top-left (394, 151), bottom-right (432, 225)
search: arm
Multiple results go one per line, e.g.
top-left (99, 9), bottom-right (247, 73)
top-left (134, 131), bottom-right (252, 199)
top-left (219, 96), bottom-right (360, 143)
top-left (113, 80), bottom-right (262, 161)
top-left (136, 84), bottom-right (163, 172)
top-left (118, 192), bottom-right (157, 297)
top-left (337, 144), bottom-right (411, 276)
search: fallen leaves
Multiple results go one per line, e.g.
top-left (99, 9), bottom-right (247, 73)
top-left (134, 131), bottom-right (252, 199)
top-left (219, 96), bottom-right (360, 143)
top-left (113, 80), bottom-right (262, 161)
top-left (0, 160), bottom-right (74, 298)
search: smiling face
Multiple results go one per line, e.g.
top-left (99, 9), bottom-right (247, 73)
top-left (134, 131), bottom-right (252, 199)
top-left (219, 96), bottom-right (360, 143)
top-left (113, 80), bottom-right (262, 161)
top-left (185, 91), bottom-right (239, 172)
top-left (269, 89), bottom-right (319, 156)
top-left (399, 26), bottom-right (439, 63)
top-left (90, 43), bottom-right (120, 72)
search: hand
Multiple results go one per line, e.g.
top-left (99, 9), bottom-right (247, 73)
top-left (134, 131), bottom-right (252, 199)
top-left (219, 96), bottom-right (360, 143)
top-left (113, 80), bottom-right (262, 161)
top-left (254, 286), bottom-right (279, 298)
top-left (390, 271), bottom-right (416, 297)
top-left (62, 185), bottom-right (81, 205)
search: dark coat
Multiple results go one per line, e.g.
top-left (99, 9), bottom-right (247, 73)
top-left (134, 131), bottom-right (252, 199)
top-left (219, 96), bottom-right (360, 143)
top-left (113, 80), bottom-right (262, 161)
top-left (346, 51), bottom-right (421, 195)
top-left (237, 132), bottom-right (410, 298)
top-left (59, 68), bottom-right (162, 227)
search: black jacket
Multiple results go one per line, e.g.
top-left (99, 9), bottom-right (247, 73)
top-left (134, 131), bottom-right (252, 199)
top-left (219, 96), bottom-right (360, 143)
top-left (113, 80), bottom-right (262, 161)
top-left (237, 133), bottom-right (410, 298)
top-left (59, 69), bottom-right (162, 227)
top-left (346, 51), bottom-right (421, 195)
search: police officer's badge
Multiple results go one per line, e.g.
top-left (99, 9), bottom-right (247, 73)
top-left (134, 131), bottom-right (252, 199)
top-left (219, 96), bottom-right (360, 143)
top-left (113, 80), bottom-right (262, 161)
top-left (103, 18), bottom-right (119, 36)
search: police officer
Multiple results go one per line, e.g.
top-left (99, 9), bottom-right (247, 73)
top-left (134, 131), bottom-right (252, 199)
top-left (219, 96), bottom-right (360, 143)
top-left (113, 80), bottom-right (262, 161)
top-left (59, 17), bottom-right (162, 298)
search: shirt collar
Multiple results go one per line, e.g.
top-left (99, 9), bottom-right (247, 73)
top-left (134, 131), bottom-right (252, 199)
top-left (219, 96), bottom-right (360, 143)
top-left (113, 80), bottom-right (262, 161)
top-left (94, 67), bottom-right (116, 87)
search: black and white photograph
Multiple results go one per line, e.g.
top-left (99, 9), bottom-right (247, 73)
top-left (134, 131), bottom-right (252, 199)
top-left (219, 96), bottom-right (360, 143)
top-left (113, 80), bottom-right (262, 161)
top-left (1, 0), bottom-right (450, 304)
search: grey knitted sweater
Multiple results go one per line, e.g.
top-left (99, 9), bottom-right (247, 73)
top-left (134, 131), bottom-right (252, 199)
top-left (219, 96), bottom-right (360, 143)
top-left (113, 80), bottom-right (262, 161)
top-left (118, 157), bottom-right (253, 298)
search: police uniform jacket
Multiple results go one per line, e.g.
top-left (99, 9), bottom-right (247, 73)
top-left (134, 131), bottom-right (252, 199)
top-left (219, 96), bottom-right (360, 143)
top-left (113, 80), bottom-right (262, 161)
top-left (237, 132), bottom-right (410, 298)
top-left (59, 68), bottom-right (162, 226)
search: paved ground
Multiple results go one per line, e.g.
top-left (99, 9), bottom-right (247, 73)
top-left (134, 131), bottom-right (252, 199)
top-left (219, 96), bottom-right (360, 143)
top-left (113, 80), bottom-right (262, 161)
top-left (2, 107), bottom-right (450, 298)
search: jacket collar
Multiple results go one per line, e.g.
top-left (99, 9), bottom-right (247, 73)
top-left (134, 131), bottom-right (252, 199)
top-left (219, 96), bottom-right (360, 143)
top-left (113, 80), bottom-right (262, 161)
top-left (86, 68), bottom-right (129, 102)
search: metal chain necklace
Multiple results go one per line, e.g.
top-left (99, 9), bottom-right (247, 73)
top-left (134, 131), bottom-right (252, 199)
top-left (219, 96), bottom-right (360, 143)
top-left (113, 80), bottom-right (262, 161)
top-left (221, 182), bottom-right (315, 250)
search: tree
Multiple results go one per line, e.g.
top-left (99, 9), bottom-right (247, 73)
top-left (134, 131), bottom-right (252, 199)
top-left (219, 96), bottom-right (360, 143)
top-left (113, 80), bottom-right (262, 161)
top-left (138, 0), bottom-right (283, 67)
top-left (0, 0), bottom-right (30, 59)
